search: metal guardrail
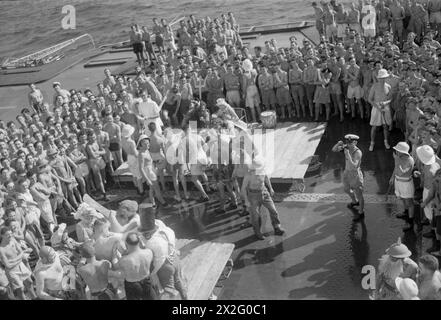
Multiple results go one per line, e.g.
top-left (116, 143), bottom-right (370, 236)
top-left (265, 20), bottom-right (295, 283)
top-left (2, 33), bottom-right (96, 68)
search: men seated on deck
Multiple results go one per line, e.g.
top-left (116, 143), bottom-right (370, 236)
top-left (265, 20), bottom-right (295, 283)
top-left (3, 9), bottom-right (441, 299)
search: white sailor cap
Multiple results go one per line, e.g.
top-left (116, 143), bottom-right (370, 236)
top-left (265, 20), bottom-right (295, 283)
top-left (52, 81), bottom-right (61, 87)
top-left (344, 134), bottom-right (359, 141)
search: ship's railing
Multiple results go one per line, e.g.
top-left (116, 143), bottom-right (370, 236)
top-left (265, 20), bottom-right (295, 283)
top-left (2, 33), bottom-right (96, 69)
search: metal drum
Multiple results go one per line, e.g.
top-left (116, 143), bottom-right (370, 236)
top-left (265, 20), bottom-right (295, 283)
top-left (260, 110), bottom-right (277, 129)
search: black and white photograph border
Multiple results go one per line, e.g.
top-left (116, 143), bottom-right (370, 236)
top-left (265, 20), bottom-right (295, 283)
top-left (0, 0), bottom-right (441, 304)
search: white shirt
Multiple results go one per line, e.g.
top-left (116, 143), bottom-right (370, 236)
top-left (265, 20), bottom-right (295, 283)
top-left (137, 98), bottom-right (161, 119)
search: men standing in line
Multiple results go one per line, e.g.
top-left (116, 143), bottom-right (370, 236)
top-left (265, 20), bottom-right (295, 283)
top-left (419, 145), bottom-right (441, 256)
top-left (129, 24), bottom-right (146, 66)
top-left (390, 0), bottom-right (405, 45)
top-left (428, 0), bottom-right (441, 36)
top-left (28, 84), bottom-right (44, 114)
top-left (223, 64), bottom-right (242, 109)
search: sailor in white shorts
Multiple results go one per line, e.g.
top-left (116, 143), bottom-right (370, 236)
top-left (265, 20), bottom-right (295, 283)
top-left (367, 69), bottom-right (392, 151)
top-left (347, 84), bottom-right (363, 100)
top-left (390, 142), bottom-right (416, 231)
top-left (416, 145), bottom-right (441, 223)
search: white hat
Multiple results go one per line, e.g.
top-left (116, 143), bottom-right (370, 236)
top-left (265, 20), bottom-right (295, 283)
top-left (393, 142), bottom-right (410, 156)
top-left (50, 223), bottom-right (67, 246)
top-left (216, 98), bottom-right (226, 106)
top-left (242, 59), bottom-right (253, 72)
top-left (395, 277), bottom-right (419, 300)
top-left (386, 237), bottom-right (412, 258)
top-left (344, 134), bottom-right (359, 141)
top-left (74, 203), bottom-right (104, 221)
top-left (137, 134), bottom-right (150, 148)
top-left (122, 125), bottom-right (135, 138)
top-left (416, 145), bottom-right (436, 165)
top-left (377, 69), bottom-right (390, 79)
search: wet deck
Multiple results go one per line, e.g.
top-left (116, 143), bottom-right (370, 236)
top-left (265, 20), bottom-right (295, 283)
top-left (0, 107), bottom-right (427, 299)
top-left (148, 116), bottom-right (427, 300)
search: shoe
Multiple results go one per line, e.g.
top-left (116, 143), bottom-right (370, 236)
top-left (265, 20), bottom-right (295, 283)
top-left (431, 251), bottom-right (441, 257)
top-left (427, 242), bottom-right (440, 254)
top-left (347, 202), bottom-right (360, 209)
top-left (369, 143), bottom-right (374, 152)
top-left (395, 212), bottom-right (409, 220)
top-left (402, 222), bottom-right (414, 232)
top-left (238, 208), bottom-right (249, 217)
top-left (226, 203), bottom-right (238, 211)
top-left (214, 208), bottom-right (226, 214)
top-left (274, 227), bottom-right (286, 236)
top-left (423, 230), bottom-right (436, 239)
top-left (384, 140), bottom-right (391, 150)
top-left (353, 213), bottom-right (365, 221)
top-left (255, 233), bottom-right (265, 240)
top-left (197, 196), bottom-right (209, 203)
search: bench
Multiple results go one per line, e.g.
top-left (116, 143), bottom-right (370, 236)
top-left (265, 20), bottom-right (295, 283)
top-left (176, 239), bottom-right (235, 300)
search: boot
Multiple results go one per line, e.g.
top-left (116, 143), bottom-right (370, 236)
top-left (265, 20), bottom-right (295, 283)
top-left (395, 209), bottom-right (409, 220)
top-left (423, 230), bottom-right (436, 239)
top-left (353, 212), bottom-right (365, 221)
top-left (347, 201), bottom-right (360, 209)
top-left (427, 240), bottom-right (440, 254)
top-left (254, 217), bottom-right (265, 240)
top-left (384, 140), bottom-right (391, 150)
top-left (403, 218), bottom-right (414, 232)
top-left (274, 226), bottom-right (286, 236)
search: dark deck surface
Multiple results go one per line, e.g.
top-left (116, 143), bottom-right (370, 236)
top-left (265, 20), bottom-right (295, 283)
top-left (99, 116), bottom-right (429, 300)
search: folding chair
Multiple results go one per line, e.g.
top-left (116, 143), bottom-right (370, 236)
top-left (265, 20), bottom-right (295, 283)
top-left (234, 108), bottom-right (248, 123)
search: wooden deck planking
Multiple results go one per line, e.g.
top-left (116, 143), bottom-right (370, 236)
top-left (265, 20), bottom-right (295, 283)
top-left (282, 122), bottom-right (325, 179)
top-left (176, 240), bottom-right (234, 300)
top-left (196, 244), bottom-right (235, 299)
top-left (263, 122), bottom-right (293, 177)
top-left (267, 122), bottom-right (326, 180)
top-left (184, 243), bottom-right (218, 299)
top-left (114, 122), bottom-right (326, 182)
top-left (271, 122), bottom-right (311, 179)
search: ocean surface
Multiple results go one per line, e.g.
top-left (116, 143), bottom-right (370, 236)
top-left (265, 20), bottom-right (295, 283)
top-left (0, 0), bottom-right (316, 59)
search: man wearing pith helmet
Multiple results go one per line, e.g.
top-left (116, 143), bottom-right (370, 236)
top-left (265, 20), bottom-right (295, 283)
top-left (416, 145), bottom-right (441, 254)
top-left (332, 134), bottom-right (365, 221)
top-left (390, 142), bottom-right (415, 232)
top-left (374, 237), bottom-right (418, 300)
top-left (419, 144), bottom-right (441, 256)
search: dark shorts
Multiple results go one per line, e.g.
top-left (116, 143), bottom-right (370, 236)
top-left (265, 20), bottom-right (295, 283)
top-left (109, 142), bottom-right (121, 152)
top-left (133, 43), bottom-right (143, 54)
top-left (144, 41), bottom-right (154, 52)
top-left (261, 89), bottom-right (276, 107)
top-left (124, 278), bottom-right (157, 300)
top-left (163, 102), bottom-right (176, 114)
top-left (433, 215), bottom-right (441, 236)
top-left (91, 285), bottom-right (117, 300)
top-left (213, 165), bottom-right (233, 183)
top-left (155, 35), bottom-right (164, 47)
